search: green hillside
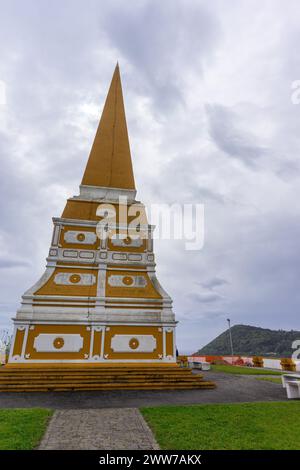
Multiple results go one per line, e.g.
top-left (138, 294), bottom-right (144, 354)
top-left (195, 324), bottom-right (300, 358)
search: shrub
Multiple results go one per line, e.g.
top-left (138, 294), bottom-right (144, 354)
top-left (252, 356), bottom-right (264, 367)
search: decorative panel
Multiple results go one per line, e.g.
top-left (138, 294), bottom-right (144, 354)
top-left (33, 333), bottom-right (84, 352)
top-left (63, 250), bottom-right (78, 258)
top-left (54, 273), bottom-right (96, 285)
top-left (108, 274), bottom-right (147, 288)
top-left (111, 237), bottom-right (143, 248)
top-left (112, 253), bottom-right (127, 260)
top-left (128, 254), bottom-right (142, 261)
top-left (64, 230), bottom-right (97, 245)
top-left (79, 251), bottom-right (95, 259)
top-left (110, 334), bottom-right (156, 353)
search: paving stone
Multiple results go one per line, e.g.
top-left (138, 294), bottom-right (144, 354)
top-left (38, 408), bottom-right (159, 450)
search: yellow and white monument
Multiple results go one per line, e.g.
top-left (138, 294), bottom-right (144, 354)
top-left (1, 65), bottom-right (214, 391)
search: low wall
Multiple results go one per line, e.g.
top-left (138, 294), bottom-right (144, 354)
top-left (188, 355), bottom-right (300, 371)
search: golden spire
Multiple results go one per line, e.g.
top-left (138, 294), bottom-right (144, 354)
top-left (81, 64), bottom-right (135, 190)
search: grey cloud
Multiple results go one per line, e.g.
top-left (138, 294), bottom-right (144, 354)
top-left (206, 104), bottom-right (267, 167)
top-left (200, 277), bottom-right (229, 290)
top-left (147, 151), bottom-right (226, 204)
top-left (0, 0), bottom-right (300, 353)
top-left (275, 158), bottom-right (300, 181)
top-left (100, 0), bottom-right (221, 112)
top-left (0, 259), bottom-right (30, 269)
top-left (190, 292), bottom-right (224, 304)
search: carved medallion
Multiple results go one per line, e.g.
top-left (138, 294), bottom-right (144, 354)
top-left (53, 337), bottom-right (65, 349)
top-left (129, 338), bottom-right (139, 350)
top-left (76, 233), bottom-right (86, 242)
top-left (122, 276), bottom-right (134, 286)
top-left (69, 274), bottom-right (81, 284)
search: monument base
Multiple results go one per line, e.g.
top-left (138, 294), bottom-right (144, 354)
top-left (8, 321), bottom-right (177, 365)
top-left (0, 363), bottom-right (215, 392)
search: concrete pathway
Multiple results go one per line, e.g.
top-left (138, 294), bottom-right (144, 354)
top-left (39, 408), bottom-right (159, 450)
top-left (0, 371), bottom-right (287, 409)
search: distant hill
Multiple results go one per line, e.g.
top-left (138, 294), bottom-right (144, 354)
top-left (194, 324), bottom-right (300, 358)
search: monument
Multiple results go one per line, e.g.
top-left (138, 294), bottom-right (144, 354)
top-left (1, 65), bottom-right (214, 391)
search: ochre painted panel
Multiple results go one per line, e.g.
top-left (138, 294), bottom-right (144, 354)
top-left (34, 268), bottom-right (98, 297)
top-left (12, 328), bottom-right (25, 356)
top-left (58, 224), bottom-right (100, 250)
top-left (24, 324), bottom-right (91, 360)
top-left (105, 269), bottom-right (161, 299)
top-left (92, 330), bottom-right (102, 357)
top-left (166, 331), bottom-right (174, 356)
top-left (103, 325), bottom-right (163, 360)
top-left (61, 200), bottom-right (100, 221)
top-left (107, 238), bottom-right (147, 253)
top-left (61, 200), bottom-right (148, 224)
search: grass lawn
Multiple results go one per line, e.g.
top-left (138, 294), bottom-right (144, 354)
top-left (256, 377), bottom-right (282, 384)
top-left (211, 364), bottom-right (283, 375)
top-left (0, 408), bottom-right (53, 450)
top-left (141, 402), bottom-right (300, 450)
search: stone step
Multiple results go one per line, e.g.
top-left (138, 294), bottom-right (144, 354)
top-left (0, 381), bottom-right (215, 392)
top-left (1, 367), bottom-right (191, 374)
top-left (0, 377), bottom-right (205, 384)
top-left (0, 372), bottom-right (203, 380)
top-left (0, 377), bottom-right (201, 386)
top-left (0, 377), bottom-right (204, 384)
top-left (0, 366), bottom-right (215, 392)
top-left (0, 369), bottom-right (196, 375)
top-left (0, 377), bottom-right (207, 386)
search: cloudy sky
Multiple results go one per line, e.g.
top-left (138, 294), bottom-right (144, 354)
top-left (0, 0), bottom-right (300, 353)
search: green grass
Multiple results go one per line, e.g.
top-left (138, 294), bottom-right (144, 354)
top-left (0, 408), bottom-right (53, 450)
top-left (141, 402), bottom-right (300, 450)
top-left (211, 364), bottom-right (283, 375)
top-left (256, 377), bottom-right (282, 384)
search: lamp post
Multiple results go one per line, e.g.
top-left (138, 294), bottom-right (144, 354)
top-left (227, 318), bottom-right (234, 359)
